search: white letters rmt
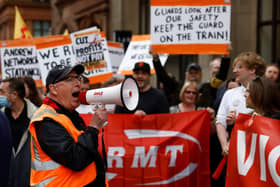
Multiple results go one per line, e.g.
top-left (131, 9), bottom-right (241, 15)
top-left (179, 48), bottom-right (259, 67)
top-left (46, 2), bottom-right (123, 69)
top-left (237, 130), bottom-right (280, 185)
top-left (108, 145), bottom-right (183, 168)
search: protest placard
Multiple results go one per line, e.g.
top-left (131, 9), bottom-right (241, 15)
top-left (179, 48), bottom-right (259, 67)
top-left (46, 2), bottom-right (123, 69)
top-left (151, 0), bottom-right (231, 54)
top-left (118, 35), bottom-right (168, 75)
top-left (107, 41), bottom-right (124, 74)
top-left (0, 39), bottom-right (42, 86)
top-left (71, 27), bottom-right (113, 84)
top-left (35, 35), bottom-right (77, 86)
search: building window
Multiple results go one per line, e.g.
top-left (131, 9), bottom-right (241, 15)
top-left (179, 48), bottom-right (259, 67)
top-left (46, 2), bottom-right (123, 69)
top-left (139, 0), bottom-right (150, 34)
top-left (33, 20), bottom-right (50, 37)
top-left (257, 0), bottom-right (280, 64)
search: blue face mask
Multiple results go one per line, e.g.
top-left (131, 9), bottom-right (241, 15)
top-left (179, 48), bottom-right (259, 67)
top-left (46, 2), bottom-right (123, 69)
top-left (0, 95), bottom-right (11, 108)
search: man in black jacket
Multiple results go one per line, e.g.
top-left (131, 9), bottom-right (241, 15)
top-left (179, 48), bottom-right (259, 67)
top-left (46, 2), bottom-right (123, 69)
top-left (115, 62), bottom-right (169, 115)
top-left (0, 78), bottom-right (37, 187)
top-left (29, 64), bottom-right (108, 186)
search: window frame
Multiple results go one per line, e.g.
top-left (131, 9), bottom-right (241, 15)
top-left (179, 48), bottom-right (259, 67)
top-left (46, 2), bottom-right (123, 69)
top-left (32, 20), bottom-right (50, 37)
top-left (257, 0), bottom-right (280, 63)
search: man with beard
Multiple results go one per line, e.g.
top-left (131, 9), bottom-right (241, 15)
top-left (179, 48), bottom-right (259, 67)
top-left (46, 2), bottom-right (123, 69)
top-left (115, 62), bottom-right (169, 115)
top-left (0, 78), bottom-right (37, 187)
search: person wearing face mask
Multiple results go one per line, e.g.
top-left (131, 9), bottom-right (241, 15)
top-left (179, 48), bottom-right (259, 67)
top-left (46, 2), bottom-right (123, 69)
top-left (0, 95), bottom-right (11, 108)
top-left (0, 78), bottom-right (38, 187)
top-left (29, 64), bottom-right (108, 186)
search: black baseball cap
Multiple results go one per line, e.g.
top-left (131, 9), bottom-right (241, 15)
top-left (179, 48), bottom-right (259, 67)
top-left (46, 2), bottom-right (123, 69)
top-left (186, 63), bottom-right (201, 72)
top-left (133, 62), bottom-right (151, 74)
top-left (46, 64), bottom-right (85, 92)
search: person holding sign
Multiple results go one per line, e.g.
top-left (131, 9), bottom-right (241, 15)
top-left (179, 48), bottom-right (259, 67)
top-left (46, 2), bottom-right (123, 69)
top-left (29, 64), bottom-right (108, 186)
top-left (115, 62), bottom-right (169, 115)
top-left (185, 63), bottom-right (203, 85)
top-left (216, 52), bottom-right (266, 156)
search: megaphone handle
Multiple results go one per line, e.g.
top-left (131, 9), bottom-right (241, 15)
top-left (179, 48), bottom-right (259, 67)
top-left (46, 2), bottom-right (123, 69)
top-left (91, 104), bottom-right (108, 127)
top-left (97, 103), bottom-right (105, 109)
top-left (91, 103), bottom-right (105, 111)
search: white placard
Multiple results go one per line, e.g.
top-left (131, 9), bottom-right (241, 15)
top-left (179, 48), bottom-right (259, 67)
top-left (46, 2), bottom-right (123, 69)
top-left (151, 5), bottom-right (231, 44)
top-left (71, 28), bottom-right (112, 78)
top-left (108, 41), bottom-right (124, 74)
top-left (36, 43), bottom-right (76, 85)
top-left (0, 45), bottom-right (41, 80)
top-left (118, 35), bottom-right (168, 74)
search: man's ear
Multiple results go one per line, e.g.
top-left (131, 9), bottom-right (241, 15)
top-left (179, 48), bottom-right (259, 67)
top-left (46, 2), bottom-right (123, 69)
top-left (249, 68), bottom-right (256, 75)
top-left (9, 91), bottom-right (18, 100)
top-left (48, 84), bottom-right (58, 95)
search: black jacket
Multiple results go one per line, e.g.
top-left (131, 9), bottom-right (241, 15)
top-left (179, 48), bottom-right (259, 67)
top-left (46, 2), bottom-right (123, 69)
top-left (35, 98), bottom-right (106, 187)
top-left (0, 111), bottom-right (12, 187)
top-left (4, 99), bottom-right (37, 187)
top-left (115, 87), bottom-right (169, 114)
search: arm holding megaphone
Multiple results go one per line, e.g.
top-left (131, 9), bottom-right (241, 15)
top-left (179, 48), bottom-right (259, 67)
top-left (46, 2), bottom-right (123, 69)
top-left (88, 107), bottom-right (108, 129)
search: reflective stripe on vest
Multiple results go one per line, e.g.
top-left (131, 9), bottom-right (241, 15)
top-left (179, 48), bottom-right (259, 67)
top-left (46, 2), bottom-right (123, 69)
top-left (29, 104), bottom-right (97, 187)
top-left (31, 176), bottom-right (56, 187)
top-left (31, 136), bottom-right (60, 171)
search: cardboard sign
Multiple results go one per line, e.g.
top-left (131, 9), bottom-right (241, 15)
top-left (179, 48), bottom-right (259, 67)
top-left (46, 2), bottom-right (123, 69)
top-left (226, 114), bottom-right (280, 186)
top-left (35, 35), bottom-right (77, 86)
top-left (107, 41), bottom-right (124, 74)
top-left (151, 0), bottom-right (231, 54)
top-left (71, 27), bottom-right (113, 84)
top-left (0, 39), bottom-right (41, 86)
top-left (80, 110), bottom-right (210, 186)
top-left (118, 35), bottom-right (168, 75)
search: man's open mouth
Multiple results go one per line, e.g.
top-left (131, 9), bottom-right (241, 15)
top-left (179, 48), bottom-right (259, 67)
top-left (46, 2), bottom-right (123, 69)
top-left (72, 91), bottom-right (80, 98)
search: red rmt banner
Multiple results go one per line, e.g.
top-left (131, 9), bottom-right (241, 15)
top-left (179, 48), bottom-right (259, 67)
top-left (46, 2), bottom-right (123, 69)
top-left (96, 110), bottom-right (211, 187)
top-left (226, 114), bottom-right (280, 187)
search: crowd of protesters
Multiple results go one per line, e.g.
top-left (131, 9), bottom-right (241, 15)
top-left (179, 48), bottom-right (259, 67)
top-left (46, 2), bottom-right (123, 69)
top-left (0, 49), bottom-right (280, 187)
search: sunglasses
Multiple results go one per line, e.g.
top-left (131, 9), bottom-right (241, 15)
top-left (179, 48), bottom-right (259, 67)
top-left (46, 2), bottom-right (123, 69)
top-left (184, 90), bottom-right (198, 95)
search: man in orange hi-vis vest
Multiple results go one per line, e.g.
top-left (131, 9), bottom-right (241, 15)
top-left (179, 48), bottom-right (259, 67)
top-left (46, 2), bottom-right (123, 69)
top-left (29, 64), bottom-right (108, 187)
top-left (14, 6), bottom-right (32, 39)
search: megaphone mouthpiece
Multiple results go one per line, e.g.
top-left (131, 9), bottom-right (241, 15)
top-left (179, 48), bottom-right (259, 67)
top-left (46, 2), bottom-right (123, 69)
top-left (78, 91), bottom-right (88, 104)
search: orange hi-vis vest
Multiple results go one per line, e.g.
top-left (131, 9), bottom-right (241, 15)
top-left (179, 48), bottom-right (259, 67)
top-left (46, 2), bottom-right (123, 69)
top-left (29, 104), bottom-right (97, 187)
